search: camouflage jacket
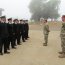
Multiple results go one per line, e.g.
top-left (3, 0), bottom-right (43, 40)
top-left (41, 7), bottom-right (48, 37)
top-left (60, 22), bottom-right (65, 38)
top-left (43, 23), bottom-right (50, 35)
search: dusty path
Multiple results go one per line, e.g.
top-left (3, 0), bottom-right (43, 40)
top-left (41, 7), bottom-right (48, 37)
top-left (0, 29), bottom-right (65, 65)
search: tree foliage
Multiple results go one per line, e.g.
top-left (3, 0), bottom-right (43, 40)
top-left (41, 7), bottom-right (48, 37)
top-left (29, 0), bottom-right (60, 21)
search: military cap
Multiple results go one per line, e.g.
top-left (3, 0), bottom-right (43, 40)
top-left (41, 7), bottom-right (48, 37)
top-left (26, 20), bottom-right (28, 21)
top-left (8, 18), bottom-right (12, 21)
top-left (15, 19), bottom-right (18, 21)
top-left (13, 19), bottom-right (18, 22)
top-left (13, 19), bottom-right (16, 22)
top-left (23, 20), bottom-right (26, 22)
top-left (20, 19), bottom-right (23, 21)
top-left (1, 16), bottom-right (6, 18)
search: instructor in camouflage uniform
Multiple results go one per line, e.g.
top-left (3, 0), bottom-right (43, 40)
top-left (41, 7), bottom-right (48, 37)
top-left (59, 15), bottom-right (65, 58)
top-left (43, 19), bottom-right (50, 46)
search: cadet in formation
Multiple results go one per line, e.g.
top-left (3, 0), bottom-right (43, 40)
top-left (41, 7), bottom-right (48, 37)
top-left (0, 16), bottom-right (10, 55)
top-left (7, 18), bottom-right (16, 50)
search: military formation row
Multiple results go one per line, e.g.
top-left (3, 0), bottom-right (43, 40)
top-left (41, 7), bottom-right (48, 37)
top-left (0, 16), bottom-right (29, 55)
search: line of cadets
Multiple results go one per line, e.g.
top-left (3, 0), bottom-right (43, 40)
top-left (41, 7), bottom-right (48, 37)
top-left (0, 16), bottom-right (29, 55)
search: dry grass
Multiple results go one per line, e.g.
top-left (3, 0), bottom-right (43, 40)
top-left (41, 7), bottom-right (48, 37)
top-left (29, 22), bottom-right (62, 31)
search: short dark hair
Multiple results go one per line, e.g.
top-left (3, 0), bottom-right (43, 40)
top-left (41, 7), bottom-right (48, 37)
top-left (44, 19), bottom-right (47, 22)
top-left (13, 19), bottom-right (18, 22)
top-left (20, 19), bottom-right (23, 21)
top-left (1, 16), bottom-right (6, 19)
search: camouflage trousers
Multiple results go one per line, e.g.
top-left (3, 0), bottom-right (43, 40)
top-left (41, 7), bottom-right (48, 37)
top-left (61, 38), bottom-right (65, 53)
top-left (44, 34), bottom-right (48, 44)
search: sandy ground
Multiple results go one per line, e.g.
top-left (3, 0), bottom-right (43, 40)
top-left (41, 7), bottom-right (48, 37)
top-left (0, 23), bottom-right (65, 65)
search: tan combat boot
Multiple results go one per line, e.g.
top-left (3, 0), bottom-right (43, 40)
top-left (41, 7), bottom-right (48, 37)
top-left (58, 51), bottom-right (64, 54)
top-left (43, 43), bottom-right (47, 46)
top-left (59, 53), bottom-right (65, 58)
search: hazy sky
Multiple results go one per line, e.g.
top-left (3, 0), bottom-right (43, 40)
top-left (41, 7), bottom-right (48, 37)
top-left (60, 0), bottom-right (65, 15)
top-left (0, 0), bottom-right (65, 19)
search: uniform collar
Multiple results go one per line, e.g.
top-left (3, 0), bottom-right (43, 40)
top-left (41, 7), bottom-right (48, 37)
top-left (8, 22), bottom-right (12, 24)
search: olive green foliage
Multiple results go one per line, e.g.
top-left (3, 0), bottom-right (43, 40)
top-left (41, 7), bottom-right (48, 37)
top-left (29, 0), bottom-right (60, 21)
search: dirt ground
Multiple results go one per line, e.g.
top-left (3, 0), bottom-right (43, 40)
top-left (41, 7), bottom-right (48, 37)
top-left (0, 22), bottom-right (65, 65)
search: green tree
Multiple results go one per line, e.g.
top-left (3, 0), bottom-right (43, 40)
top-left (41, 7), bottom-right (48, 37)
top-left (45, 0), bottom-right (60, 19)
top-left (29, 0), bottom-right (43, 21)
